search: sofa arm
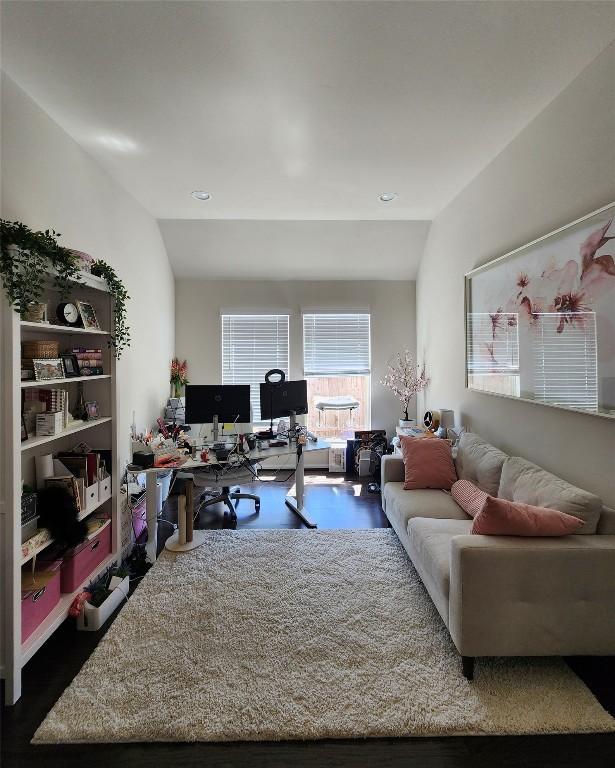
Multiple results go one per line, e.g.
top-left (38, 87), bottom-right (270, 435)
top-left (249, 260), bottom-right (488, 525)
top-left (448, 534), bottom-right (615, 658)
top-left (381, 455), bottom-right (404, 486)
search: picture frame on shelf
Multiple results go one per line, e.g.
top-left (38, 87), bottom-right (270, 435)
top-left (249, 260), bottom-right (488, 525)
top-left (33, 358), bottom-right (64, 381)
top-left (21, 415), bottom-right (28, 442)
top-left (61, 353), bottom-right (81, 378)
top-left (77, 300), bottom-right (100, 331)
top-left (85, 401), bottom-right (100, 420)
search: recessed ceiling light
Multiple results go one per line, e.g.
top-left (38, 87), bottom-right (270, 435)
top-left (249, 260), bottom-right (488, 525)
top-left (379, 192), bottom-right (397, 202)
top-left (191, 190), bottom-right (211, 201)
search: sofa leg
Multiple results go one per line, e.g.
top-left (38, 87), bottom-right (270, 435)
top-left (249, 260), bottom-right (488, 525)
top-left (462, 656), bottom-right (475, 681)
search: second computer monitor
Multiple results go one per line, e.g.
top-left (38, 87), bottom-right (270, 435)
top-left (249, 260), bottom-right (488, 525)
top-left (185, 384), bottom-right (251, 424)
top-left (260, 379), bottom-right (308, 420)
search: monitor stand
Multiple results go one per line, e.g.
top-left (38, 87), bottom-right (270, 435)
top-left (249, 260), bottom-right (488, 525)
top-left (212, 414), bottom-right (219, 443)
top-left (289, 410), bottom-right (297, 440)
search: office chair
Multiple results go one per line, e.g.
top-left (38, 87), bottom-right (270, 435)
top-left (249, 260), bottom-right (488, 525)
top-left (194, 467), bottom-right (260, 523)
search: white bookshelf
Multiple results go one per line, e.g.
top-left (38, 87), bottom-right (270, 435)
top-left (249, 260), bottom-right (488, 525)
top-left (1, 270), bottom-right (120, 705)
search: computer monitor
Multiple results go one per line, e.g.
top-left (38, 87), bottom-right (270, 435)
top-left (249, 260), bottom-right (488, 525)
top-left (260, 379), bottom-right (308, 421)
top-left (185, 385), bottom-right (251, 438)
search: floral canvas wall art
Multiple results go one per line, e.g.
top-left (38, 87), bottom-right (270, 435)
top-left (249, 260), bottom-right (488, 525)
top-left (465, 203), bottom-right (615, 417)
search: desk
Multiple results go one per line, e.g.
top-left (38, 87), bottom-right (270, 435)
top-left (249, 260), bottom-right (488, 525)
top-left (140, 439), bottom-right (329, 562)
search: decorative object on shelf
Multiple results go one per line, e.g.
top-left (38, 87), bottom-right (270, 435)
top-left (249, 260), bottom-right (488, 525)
top-left (76, 300), bottom-right (100, 330)
top-left (90, 260), bottom-right (130, 358)
top-left (465, 202), bottom-right (615, 418)
top-left (21, 415), bottom-right (28, 442)
top-left (170, 357), bottom-right (189, 398)
top-left (60, 353), bottom-right (80, 378)
top-left (85, 401), bottom-right (100, 420)
top-left (69, 249), bottom-right (94, 274)
top-left (35, 410), bottom-right (63, 437)
top-left (23, 301), bottom-right (48, 323)
top-left (33, 358), bottom-right (64, 381)
top-left (73, 382), bottom-right (88, 421)
top-left (56, 301), bottom-right (81, 327)
top-left (23, 339), bottom-right (60, 359)
top-left (434, 409), bottom-right (455, 438)
top-left (0, 219), bottom-right (81, 315)
top-left (380, 350), bottom-right (430, 424)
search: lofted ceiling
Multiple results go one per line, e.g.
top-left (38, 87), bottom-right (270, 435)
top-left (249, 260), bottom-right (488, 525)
top-left (2, 1), bottom-right (614, 278)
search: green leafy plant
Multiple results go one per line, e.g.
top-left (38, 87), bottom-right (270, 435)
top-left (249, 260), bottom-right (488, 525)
top-left (0, 219), bottom-right (131, 359)
top-left (91, 260), bottom-right (131, 358)
top-left (0, 219), bottom-right (81, 313)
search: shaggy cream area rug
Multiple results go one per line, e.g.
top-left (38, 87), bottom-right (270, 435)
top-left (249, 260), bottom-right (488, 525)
top-left (33, 529), bottom-right (615, 743)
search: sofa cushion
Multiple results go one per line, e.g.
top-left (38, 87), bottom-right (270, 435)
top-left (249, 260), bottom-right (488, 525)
top-left (498, 457), bottom-right (602, 534)
top-left (471, 495), bottom-right (584, 536)
top-left (383, 484), bottom-right (471, 530)
top-left (454, 432), bottom-right (508, 496)
top-left (451, 479), bottom-right (488, 518)
top-left (597, 506), bottom-right (615, 535)
top-left (401, 437), bottom-right (457, 490)
top-left (406, 518), bottom-right (473, 624)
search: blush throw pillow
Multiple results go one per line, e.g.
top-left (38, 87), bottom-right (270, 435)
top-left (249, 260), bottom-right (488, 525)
top-left (471, 495), bottom-right (584, 536)
top-left (451, 479), bottom-right (488, 519)
top-left (401, 436), bottom-right (457, 491)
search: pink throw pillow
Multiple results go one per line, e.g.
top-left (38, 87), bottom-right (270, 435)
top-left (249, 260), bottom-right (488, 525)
top-left (471, 495), bottom-right (584, 536)
top-left (451, 479), bottom-right (488, 519)
top-left (401, 436), bottom-right (457, 491)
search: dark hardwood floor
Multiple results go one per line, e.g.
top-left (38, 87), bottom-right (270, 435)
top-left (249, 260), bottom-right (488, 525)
top-left (2, 471), bottom-right (614, 768)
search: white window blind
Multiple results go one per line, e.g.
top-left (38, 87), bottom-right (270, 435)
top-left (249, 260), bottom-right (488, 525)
top-left (303, 312), bottom-right (371, 376)
top-left (467, 312), bottom-right (519, 373)
top-left (533, 312), bottom-right (598, 411)
top-left (222, 314), bottom-right (289, 420)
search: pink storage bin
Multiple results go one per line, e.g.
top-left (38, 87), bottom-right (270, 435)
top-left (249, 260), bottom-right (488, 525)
top-left (22, 559), bottom-right (62, 642)
top-left (60, 523), bottom-right (111, 593)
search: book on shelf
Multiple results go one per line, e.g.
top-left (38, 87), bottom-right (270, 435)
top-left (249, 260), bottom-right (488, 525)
top-left (57, 450), bottom-right (104, 486)
top-left (72, 347), bottom-right (103, 375)
top-left (45, 475), bottom-right (83, 513)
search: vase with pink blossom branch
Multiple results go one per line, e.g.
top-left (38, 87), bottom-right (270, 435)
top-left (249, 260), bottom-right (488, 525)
top-left (380, 350), bottom-right (430, 425)
top-left (170, 358), bottom-right (189, 398)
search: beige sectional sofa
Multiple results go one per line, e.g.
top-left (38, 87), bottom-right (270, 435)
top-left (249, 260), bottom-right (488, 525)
top-left (380, 432), bottom-right (615, 680)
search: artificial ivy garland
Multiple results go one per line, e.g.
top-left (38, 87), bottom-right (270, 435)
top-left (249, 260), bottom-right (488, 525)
top-left (0, 219), bottom-right (131, 359)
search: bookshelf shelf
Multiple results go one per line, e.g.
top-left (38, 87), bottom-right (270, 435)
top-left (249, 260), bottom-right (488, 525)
top-left (20, 517), bottom-right (111, 567)
top-left (21, 374), bottom-right (111, 388)
top-left (20, 320), bottom-right (111, 336)
top-left (20, 417), bottom-right (112, 451)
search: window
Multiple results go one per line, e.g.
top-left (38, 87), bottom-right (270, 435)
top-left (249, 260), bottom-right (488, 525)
top-left (303, 312), bottom-right (371, 439)
top-left (533, 312), bottom-right (598, 412)
top-left (221, 314), bottom-right (289, 421)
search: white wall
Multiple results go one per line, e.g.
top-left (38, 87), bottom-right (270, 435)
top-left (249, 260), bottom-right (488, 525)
top-left (175, 279), bottom-right (416, 438)
top-left (416, 43), bottom-right (615, 506)
top-left (1, 74), bottom-right (175, 468)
